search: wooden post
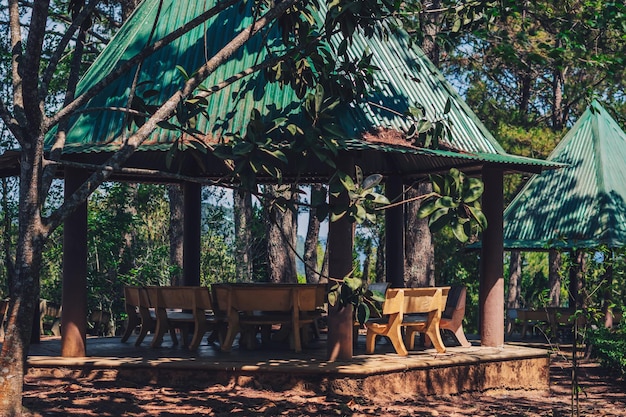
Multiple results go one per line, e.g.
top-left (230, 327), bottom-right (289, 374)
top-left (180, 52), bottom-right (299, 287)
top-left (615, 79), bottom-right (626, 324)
top-left (479, 166), bottom-right (504, 347)
top-left (183, 182), bottom-right (201, 286)
top-left (61, 168), bottom-right (89, 357)
top-left (385, 175), bottom-right (404, 288)
top-left (327, 155), bottom-right (355, 361)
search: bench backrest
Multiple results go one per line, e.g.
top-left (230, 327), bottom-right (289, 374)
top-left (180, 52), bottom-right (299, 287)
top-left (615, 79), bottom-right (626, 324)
top-left (381, 288), bottom-right (405, 315)
top-left (442, 285), bottom-right (466, 320)
top-left (153, 286), bottom-right (213, 311)
top-left (231, 286), bottom-right (293, 312)
top-left (401, 287), bottom-right (442, 314)
top-left (296, 284), bottom-right (326, 311)
top-left (124, 286), bottom-right (140, 309)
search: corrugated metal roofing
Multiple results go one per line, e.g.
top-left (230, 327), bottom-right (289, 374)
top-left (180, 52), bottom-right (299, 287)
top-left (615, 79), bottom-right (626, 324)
top-left (44, 0), bottom-right (555, 178)
top-left (503, 101), bottom-right (626, 249)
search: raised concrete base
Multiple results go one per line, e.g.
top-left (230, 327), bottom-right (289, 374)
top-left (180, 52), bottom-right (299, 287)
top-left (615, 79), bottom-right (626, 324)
top-left (26, 337), bottom-right (549, 396)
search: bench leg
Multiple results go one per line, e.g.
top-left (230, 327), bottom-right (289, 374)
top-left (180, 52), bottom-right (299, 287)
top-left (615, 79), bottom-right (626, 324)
top-left (452, 325), bottom-right (471, 347)
top-left (121, 314), bottom-right (138, 343)
top-left (221, 316), bottom-right (239, 352)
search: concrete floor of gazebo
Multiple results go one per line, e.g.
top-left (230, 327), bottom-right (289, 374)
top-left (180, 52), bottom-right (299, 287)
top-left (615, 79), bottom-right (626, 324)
top-left (24, 331), bottom-right (550, 396)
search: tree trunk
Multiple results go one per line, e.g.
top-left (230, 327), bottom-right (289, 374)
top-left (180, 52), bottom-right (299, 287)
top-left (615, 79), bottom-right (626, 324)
top-left (548, 249), bottom-right (561, 307)
top-left (507, 250), bottom-right (522, 309)
top-left (420, 0), bottom-right (441, 67)
top-left (551, 39), bottom-right (565, 131)
top-left (304, 184), bottom-right (323, 284)
top-left (233, 188), bottom-right (254, 282)
top-left (168, 184), bottom-right (184, 286)
top-left (118, 0), bottom-right (142, 21)
top-left (404, 183), bottom-right (435, 287)
top-left (0, 150), bottom-right (46, 414)
top-left (506, 250), bottom-right (522, 335)
top-left (519, 72), bottom-right (532, 127)
top-left (266, 185), bottom-right (298, 283)
top-left (375, 227), bottom-right (385, 282)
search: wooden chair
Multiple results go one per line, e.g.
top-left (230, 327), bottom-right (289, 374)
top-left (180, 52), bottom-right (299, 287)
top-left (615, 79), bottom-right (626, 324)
top-left (401, 287), bottom-right (446, 353)
top-left (434, 285), bottom-right (471, 348)
top-left (365, 288), bottom-right (408, 356)
top-left (150, 286), bottom-right (222, 350)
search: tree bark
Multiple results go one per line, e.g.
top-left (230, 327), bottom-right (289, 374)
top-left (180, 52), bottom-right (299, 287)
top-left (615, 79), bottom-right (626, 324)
top-left (266, 185), bottom-right (298, 283)
top-left (0, 146), bottom-right (46, 414)
top-left (119, 0), bottom-right (142, 21)
top-left (168, 184), bottom-right (184, 286)
top-left (404, 183), bottom-right (435, 287)
top-left (304, 184), bottom-right (323, 283)
top-left (375, 227), bottom-right (385, 282)
top-left (551, 38), bottom-right (565, 131)
top-left (548, 249), bottom-right (561, 307)
top-left (506, 250), bottom-right (522, 335)
top-left (233, 188), bottom-right (254, 282)
top-left (507, 250), bottom-right (522, 309)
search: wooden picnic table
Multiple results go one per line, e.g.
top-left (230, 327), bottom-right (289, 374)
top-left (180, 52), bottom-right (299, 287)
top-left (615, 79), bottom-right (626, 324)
top-left (214, 283), bottom-right (326, 353)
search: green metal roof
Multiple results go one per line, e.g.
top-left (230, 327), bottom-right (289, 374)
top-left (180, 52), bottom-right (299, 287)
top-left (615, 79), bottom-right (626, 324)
top-left (43, 0), bottom-right (556, 180)
top-left (503, 101), bottom-right (626, 249)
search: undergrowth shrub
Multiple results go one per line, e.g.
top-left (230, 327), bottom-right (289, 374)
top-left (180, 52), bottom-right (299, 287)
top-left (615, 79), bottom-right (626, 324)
top-left (587, 318), bottom-right (626, 378)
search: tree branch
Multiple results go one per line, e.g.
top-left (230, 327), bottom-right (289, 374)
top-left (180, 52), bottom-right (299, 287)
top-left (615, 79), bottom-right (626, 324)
top-left (40, 0), bottom-right (101, 98)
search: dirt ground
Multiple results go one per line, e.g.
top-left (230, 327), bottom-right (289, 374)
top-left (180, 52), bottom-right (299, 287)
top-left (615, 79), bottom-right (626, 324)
top-left (21, 357), bottom-right (626, 417)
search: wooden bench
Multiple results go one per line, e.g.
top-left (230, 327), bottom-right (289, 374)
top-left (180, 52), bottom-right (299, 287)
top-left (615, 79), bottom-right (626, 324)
top-left (121, 286), bottom-right (183, 347)
top-left (365, 287), bottom-right (446, 355)
top-left (401, 288), bottom-right (446, 353)
top-left (516, 308), bottom-right (582, 338)
top-left (217, 283), bottom-right (325, 353)
top-left (149, 286), bottom-right (224, 350)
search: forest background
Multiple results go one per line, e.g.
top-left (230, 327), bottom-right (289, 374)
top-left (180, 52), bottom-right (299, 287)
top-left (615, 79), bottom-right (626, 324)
top-left (1, 0), bottom-right (626, 339)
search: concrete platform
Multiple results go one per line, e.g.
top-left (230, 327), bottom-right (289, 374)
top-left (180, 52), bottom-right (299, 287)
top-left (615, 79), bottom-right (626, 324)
top-left (24, 334), bottom-right (550, 396)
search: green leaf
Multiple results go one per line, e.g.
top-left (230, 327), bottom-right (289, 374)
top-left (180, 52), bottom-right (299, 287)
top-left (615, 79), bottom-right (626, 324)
top-left (428, 209), bottom-right (452, 232)
top-left (452, 221), bottom-right (469, 242)
top-left (444, 97), bottom-right (452, 114)
top-left (362, 174), bottom-right (382, 190)
top-left (463, 177), bottom-right (484, 203)
top-left (327, 289), bottom-right (338, 306)
top-left (436, 196), bottom-right (457, 209)
top-left (468, 205), bottom-right (488, 230)
top-left (337, 170), bottom-right (355, 191)
top-left (356, 303), bottom-right (370, 325)
top-left (417, 200), bottom-right (438, 218)
top-left (430, 174), bottom-right (445, 194)
top-left (344, 276), bottom-right (363, 292)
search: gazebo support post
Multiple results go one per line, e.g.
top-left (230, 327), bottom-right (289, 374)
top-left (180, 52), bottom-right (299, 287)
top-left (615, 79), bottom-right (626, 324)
top-left (61, 167), bottom-right (89, 357)
top-left (183, 181), bottom-right (201, 286)
top-left (327, 156), bottom-right (355, 361)
top-left (385, 175), bottom-right (404, 288)
top-left (479, 165), bottom-right (504, 347)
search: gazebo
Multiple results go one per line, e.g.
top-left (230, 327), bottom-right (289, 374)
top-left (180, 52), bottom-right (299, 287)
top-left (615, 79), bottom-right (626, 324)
top-left (502, 100), bottom-right (626, 316)
top-left (2, 0), bottom-right (559, 358)
top-left (503, 100), bottom-right (626, 250)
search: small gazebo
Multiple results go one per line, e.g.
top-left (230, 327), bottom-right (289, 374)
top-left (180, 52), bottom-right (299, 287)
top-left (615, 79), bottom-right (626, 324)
top-left (503, 100), bottom-right (626, 250)
top-left (502, 100), bottom-right (626, 314)
top-left (2, 0), bottom-right (559, 358)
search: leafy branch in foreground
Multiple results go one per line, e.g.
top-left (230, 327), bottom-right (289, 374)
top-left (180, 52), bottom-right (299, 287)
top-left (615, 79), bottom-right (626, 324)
top-left (418, 168), bottom-right (487, 243)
